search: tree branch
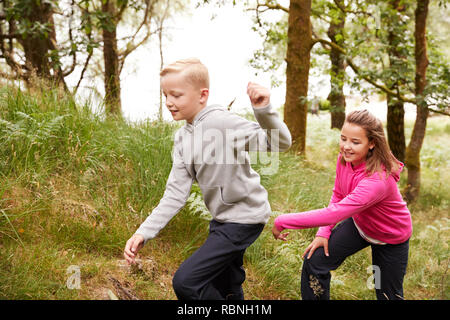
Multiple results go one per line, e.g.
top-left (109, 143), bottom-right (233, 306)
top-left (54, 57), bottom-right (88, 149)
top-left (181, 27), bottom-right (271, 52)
top-left (428, 107), bottom-right (450, 117)
top-left (116, 0), bottom-right (128, 21)
top-left (73, 49), bottom-right (93, 95)
top-left (0, 69), bottom-right (22, 80)
top-left (0, 47), bottom-right (28, 79)
top-left (118, 26), bottom-right (155, 74)
top-left (62, 0), bottom-right (77, 77)
top-left (249, 1), bottom-right (289, 28)
top-left (311, 37), bottom-right (416, 104)
top-left (0, 34), bottom-right (20, 40)
top-left (332, 0), bottom-right (373, 17)
top-left (118, 0), bottom-right (155, 74)
top-left (256, 1), bottom-right (289, 13)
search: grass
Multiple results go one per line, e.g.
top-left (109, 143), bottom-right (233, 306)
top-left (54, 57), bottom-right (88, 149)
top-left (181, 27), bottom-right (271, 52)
top-left (0, 85), bottom-right (448, 300)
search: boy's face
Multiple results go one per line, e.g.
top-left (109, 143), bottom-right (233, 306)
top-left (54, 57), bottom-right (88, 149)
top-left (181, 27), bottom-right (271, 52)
top-left (161, 72), bottom-right (209, 123)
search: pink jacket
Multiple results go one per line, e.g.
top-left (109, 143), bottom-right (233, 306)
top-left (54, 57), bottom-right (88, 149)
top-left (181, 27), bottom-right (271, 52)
top-left (274, 154), bottom-right (412, 244)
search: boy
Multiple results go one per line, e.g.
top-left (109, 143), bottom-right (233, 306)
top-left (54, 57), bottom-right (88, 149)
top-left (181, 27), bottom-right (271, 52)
top-left (124, 58), bottom-right (291, 300)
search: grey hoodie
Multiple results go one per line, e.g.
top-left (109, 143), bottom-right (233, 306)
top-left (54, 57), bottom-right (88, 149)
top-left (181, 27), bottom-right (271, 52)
top-left (135, 103), bottom-right (292, 244)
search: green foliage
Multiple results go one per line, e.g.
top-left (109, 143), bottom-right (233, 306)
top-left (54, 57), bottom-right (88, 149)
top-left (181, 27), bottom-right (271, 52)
top-left (246, 0), bottom-right (449, 113)
top-left (249, 16), bottom-right (288, 87)
top-left (319, 98), bottom-right (331, 111)
top-left (425, 38), bottom-right (450, 111)
top-left (4, 0), bottom-right (56, 42)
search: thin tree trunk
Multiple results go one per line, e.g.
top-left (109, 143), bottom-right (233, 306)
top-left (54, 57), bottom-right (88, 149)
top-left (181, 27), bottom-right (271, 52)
top-left (327, 0), bottom-right (346, 130)
top-left (102, 0), bottom-right (122, 117)
top-left (387, 98), bottom-right (406, 162)
top-left (405, 0), bottom-right (430, 202)
top-left (386, 0), bottom-right (406, 163)
top-left (284, 0), bottom-right (312, 153)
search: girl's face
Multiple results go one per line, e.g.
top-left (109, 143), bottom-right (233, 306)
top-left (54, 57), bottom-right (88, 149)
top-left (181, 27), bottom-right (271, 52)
top-left (340, 122), bottom-right (375, 166)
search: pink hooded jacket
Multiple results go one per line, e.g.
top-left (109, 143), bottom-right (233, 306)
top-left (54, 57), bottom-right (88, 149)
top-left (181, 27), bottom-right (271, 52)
top-left (274, 154), bottom-right (412, 244)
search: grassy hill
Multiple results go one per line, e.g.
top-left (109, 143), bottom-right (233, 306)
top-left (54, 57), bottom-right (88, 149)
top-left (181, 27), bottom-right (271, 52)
top-left (0, 85), bottom-right (448, 299)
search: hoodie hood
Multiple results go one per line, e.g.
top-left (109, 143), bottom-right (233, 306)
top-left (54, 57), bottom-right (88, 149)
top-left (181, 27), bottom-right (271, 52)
top-left (184, 104), bottom-right (226, 133)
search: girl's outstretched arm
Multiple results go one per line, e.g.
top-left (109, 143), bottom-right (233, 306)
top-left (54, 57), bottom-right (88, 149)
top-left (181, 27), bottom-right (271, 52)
top-left (274, 175), bottom-right (387, 232)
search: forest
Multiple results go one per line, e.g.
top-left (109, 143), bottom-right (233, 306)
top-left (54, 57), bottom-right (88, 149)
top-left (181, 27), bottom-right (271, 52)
top-left (0, 0), bottom-right (449, 300)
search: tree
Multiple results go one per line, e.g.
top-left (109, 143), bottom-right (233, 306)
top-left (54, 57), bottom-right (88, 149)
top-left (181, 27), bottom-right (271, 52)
top-left (284, 0), bottom-right (312, 153)
top-left (77, 0), bottom-right (160, 117)
top-left (339, 0), bottom-right (448, 202)
top-left (323, 0), bottom-right (448, 202)
top-left (0, 0), bottom-right (80, 89)
top-left (251, 0), bottom-right (448, 201)
top-left (100, 0), bottom-right (122, 116)
top-left (252, 0), bottom-right (321, 153)
top-left (202, 0), bottom-right (313, 153)
top-left (404, 0), bottom-right (430, 202)
top-left (385, 0), bottom-right (408, 163)
top-left (156, 0), bottom-right (184, 121)
top-left (326, 0), bottom-right (346, 129)
top-left (250, 0), bottom-right (356, 146)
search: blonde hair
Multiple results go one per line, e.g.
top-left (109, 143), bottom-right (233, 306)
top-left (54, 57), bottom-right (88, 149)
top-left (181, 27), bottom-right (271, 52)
top-left (341, 109), bottom-right (400, 177)
top-left (160, 58), bottom-right (209, 89)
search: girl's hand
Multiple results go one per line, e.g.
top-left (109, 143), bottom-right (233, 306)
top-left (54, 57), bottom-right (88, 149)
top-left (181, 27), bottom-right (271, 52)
top-left (124, 234), bottom-right (144, 265)
top-left (302, 236), bottom-right (329, 259)
top-left (272, 224), bottom-right (290, 241)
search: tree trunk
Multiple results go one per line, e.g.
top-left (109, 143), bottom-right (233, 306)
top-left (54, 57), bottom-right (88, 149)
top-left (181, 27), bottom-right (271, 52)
top-left (327, 0), bottom-right (346, 130)
top-left (386, 0), bottom-right (406, 163)
top-left (387, 98), bottom-right (406, 162)
top-left (17, 1), bottom-right (66, 88)
top-left (405, 0), bottom-right (430, 203)
top-left (284, 0), bottom-right (312, 153)
top-left (102, 0), bottom-right (122, 117)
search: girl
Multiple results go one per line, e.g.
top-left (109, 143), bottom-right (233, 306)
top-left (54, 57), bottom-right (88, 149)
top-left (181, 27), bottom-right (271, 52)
top-left (273, 110), bottom-right (412, 300)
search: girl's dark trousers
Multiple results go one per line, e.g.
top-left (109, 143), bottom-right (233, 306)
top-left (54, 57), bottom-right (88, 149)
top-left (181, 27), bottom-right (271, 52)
top-left (301, 218), bottom-right (409, 300)
top-left (172, 219), bottom-right (264, 300)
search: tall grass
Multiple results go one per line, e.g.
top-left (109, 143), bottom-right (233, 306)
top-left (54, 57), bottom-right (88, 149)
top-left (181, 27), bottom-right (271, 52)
top-left (0, 85), bottom-right (448, 299)
top-left (0, 85), bottom-right (179, 298)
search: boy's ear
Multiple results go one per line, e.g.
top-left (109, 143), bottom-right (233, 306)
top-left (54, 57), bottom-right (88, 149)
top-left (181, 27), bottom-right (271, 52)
top-left (199, 88), bottom-right (209, 103)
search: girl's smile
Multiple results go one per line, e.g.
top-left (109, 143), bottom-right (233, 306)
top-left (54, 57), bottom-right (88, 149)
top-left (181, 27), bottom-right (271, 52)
top-left (340, 122), bottom-right (374, 167)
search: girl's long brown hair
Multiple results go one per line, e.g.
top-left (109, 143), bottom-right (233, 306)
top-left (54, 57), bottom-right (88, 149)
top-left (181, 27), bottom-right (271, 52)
top-left (341, 110), bottom-right (400, 177)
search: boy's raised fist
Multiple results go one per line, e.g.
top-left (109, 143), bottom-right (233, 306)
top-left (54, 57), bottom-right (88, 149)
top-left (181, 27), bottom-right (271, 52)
top-left (247, 82), bottom-right (270, 108)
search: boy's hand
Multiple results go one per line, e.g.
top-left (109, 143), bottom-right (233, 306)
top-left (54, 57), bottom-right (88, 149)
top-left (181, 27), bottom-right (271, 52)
top-left (247, 82), bottom-right (270, 108)
top-left (124, 234), bottom-right (144, 265)
top-left (272, 224), bottom-right (290, 241)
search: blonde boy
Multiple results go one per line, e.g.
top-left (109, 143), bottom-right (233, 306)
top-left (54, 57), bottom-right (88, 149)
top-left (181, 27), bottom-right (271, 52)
top-left (124, 58), bottom-right (291, 300)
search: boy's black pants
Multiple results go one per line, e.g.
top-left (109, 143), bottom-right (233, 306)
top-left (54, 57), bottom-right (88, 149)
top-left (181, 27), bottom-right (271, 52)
top-left (301, 218), bottom-right (409, 300)
top-left (172, 219), bottom-right (264, 300)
